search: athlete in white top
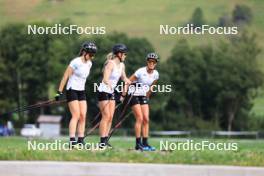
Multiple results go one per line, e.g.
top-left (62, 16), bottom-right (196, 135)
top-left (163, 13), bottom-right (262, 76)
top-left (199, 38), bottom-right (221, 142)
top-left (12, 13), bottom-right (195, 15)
top-left (98, 44), bottom-right (131, 148)
top-left (66, 56), bottom-right (92, 91)
top-left (55, 42), bottom-right (97, 147)
top-left (128, 66), bottom-right (159, 96)
top-left (97, 59), bottom-right (124, 94)
top-left (123, 52), bottom-right (159, 151)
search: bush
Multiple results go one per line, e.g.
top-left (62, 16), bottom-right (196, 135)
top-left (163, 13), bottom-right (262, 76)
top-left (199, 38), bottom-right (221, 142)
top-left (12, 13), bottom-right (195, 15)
top-left (232, 4), bottom-right (253, 24)
top-left (189, 7), bottom-right (206, 27)
top-left (218, 14), bottom-right (233, 27)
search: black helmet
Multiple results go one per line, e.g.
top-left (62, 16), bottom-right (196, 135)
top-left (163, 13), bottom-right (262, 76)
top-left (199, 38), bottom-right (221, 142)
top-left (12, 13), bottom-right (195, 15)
top-left (112, 43), bottom-right (128, 54)
top-left (146, 52), bottom-right (159, 62)
top-left (82, 42), bottom-right (97, 54)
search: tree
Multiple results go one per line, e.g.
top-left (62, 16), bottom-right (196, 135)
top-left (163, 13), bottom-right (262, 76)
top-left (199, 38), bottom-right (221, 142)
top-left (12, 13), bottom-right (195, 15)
top-left (218, 14), bottom-right (233, 27)
top-left (212, 32), bottom-right (262, 131)
top-left (232, 4), bottom-right (253, 24)
top-left (190, 7), bottom-right (206, 27)
top-left (165, 39), bottom-right (206, 118)
top-left (161, 32), bottom-right (262, 131)
top-left (0, 22), bottom-right (79, 126)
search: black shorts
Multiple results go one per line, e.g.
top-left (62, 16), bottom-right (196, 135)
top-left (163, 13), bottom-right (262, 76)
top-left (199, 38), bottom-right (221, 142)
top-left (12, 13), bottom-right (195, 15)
top-left (66, 89), bottom-right (86, 102)
top-left (130, 96), bottom-right (149, 106)
top-left (98, 91), bottom-right (115, 101)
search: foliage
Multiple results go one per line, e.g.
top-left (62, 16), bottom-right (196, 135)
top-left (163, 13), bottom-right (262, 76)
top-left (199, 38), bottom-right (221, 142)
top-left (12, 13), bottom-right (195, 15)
top-left (0, 21), bottom-right (262, 131)
top-left (189, 7), bottom-right (206, 27)
top-left (232, 4), bottom-right (253, 24)
top-left (159, 31), bottom-right (263, 130)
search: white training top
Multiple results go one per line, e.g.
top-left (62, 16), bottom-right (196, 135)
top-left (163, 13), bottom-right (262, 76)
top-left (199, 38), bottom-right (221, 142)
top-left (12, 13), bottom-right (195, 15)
top-left (66, 57), bottom-right (92, 91)
top-left (98, 60), bottom-right (123, 94)
top-left (128, 67), bottom-right (159, 96)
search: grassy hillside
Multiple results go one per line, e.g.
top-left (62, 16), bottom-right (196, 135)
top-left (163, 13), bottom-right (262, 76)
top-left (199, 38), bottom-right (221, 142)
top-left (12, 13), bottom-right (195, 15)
top-left (1, 0), bottom-right (264, 116)
top-left (1, 0), bottom-right (264, 57)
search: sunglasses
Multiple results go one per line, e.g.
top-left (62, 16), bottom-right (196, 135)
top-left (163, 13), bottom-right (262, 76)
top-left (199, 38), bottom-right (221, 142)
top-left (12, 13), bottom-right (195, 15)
top-left (147, 60), bottom-right (157, 64)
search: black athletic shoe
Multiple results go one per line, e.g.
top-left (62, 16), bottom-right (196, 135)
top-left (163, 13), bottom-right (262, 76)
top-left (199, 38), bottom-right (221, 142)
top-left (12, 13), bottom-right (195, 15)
top-left (69, 141), bottom-right (77, 149)
top-left (99, 142), bottom-right (107, 150)
top-left (76, 141), bottom-right (89, 150)
top-left (135, 143), bottom-right (149, 151)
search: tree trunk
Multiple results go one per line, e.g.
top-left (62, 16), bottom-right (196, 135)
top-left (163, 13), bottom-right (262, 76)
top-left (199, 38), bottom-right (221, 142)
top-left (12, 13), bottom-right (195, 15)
top-left (16, 69), bottom-right (22, 120)
top-left (184, 103), bottom-right (194, 118)
top-left (226, 99), bottom-right (239, 131)
top-left (227, 111), bottom-right (235, 131)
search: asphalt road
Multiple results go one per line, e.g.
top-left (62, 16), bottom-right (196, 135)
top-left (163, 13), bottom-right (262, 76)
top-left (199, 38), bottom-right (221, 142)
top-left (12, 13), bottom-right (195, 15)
top-left (0, 161), bottom-right (263, 176)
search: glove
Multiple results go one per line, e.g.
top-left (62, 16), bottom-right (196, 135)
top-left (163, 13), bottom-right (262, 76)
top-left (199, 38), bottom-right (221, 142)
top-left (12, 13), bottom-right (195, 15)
top-left (55, 91), bottom-right (63, 101)
top-left (115, 93), bottom-right (121, 104)
top-left (120, 94), bottom-right (126, 103)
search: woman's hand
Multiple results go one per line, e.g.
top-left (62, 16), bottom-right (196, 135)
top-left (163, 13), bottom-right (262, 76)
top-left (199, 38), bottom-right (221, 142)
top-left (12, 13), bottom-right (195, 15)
top-left (124, 78), bottom-right (131, 85)
top-left (146, 91), bottom-right (151, 98)
top-left (120, 95), bottom-right (125, 103)
top-left (103, 80), bottom-right (113, 91)
top-left (55, 91), bottom-right (63, 101)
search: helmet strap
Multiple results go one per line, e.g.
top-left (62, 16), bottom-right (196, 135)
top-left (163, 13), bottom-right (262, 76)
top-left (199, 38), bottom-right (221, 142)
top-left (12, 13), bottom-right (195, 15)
top-left (117, 53), bottom-right (123, 62)
top-left (84, 53), bottom-right (90, 61)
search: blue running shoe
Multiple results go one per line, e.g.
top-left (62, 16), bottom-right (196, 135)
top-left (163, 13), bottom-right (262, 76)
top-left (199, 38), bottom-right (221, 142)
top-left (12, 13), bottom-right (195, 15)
top-left (144, 144), bottom-right (156, 151)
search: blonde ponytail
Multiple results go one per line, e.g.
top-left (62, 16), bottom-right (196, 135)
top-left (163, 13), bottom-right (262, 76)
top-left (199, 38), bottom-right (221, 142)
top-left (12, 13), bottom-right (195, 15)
top-left (106, 52), bottom-right (114, 61)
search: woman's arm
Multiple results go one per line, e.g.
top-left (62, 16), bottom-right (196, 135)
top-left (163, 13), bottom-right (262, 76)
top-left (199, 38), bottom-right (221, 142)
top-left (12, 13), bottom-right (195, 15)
top-left (121, 74), bottom-right (137, 97)
top-left (58, 66), bottom-right (73, 92)
top-left (146, 80), bottom-right (158, 98)
top-left (129, 74), bottom-right (138, 82)
top-left (120, 63), bottom-right (131, 96)
top-left (102, 60), bottom-right (114, 89)
top-left (121, 63), bottom-right (130, 83)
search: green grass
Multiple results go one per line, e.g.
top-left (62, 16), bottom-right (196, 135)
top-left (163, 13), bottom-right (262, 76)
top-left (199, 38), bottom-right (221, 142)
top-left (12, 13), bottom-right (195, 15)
top-left (0, 136), bottom-right (264, 166)
top-left (1, 0), bottom-right (264, 116)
